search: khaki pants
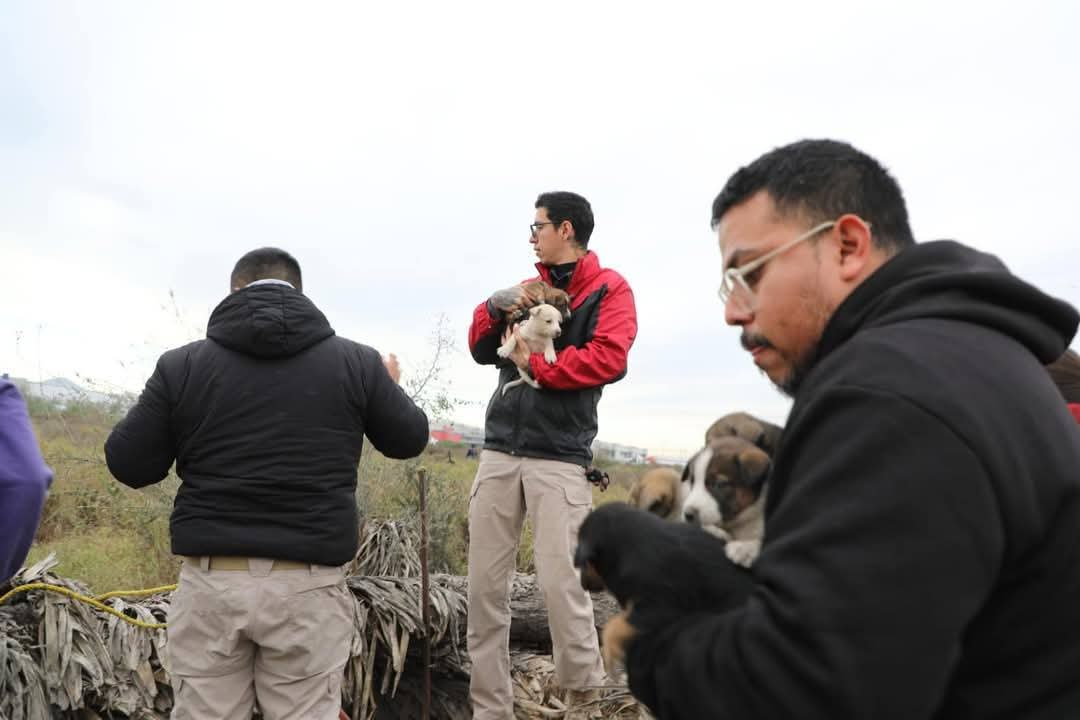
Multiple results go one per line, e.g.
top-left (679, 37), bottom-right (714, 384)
top-left (168, 556), bottom-right (355, 720)
top-left (467, 450), bottom-right (605, 719)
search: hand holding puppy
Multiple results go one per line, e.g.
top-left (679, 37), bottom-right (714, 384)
top-left (500, 325), bottom-right (531, 371)
top-left (489, 284), bottom-right (542, 319)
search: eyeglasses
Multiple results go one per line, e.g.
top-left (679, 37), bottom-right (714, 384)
top-left (530, 221), bottom-right (555, 237)
top-left (718, 220), bottom-right (837, 312)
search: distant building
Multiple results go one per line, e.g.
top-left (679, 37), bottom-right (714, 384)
top-left (592, 440), bottom-right (648, 465)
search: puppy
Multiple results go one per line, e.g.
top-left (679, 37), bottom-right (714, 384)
top-left (681, 436), bottom-right (770, 567)
top-left (496, 303), bottom-right (563, 394)
top-left (513, 280), bottom-right (572, 323)
top-left (704, 411), bottom-right (783, 457)
top-left (628, 468), bottom-right (682, 520)
top-left (574, 502), bottom-right (754, 670)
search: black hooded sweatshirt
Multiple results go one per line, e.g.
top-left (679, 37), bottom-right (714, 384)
top-left (626, 241), bottom-right (1080, 719)
top-left (105, 283), bottom-right (429, 566)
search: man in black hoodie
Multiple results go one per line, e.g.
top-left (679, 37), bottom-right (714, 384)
top-left (620, 140), bottom-right (1080, 719)
top-left (105, 248), bottom-right (429, 720)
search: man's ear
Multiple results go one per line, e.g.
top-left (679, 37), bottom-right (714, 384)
top-left (835, 213), bottom-right (875, 282)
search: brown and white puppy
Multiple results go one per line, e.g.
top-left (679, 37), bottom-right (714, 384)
top-left (628, 467), bottom-right (682, 520)
top-left (704, 411), bottom-right (783, 457)
top-left (496, 303), bottom-right (563, 394)
top-left (515, 280), bottom-right (572, 323)
top-left (680, 436), bottom-right (770, 567)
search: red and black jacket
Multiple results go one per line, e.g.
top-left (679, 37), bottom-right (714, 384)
top-left (468, 251), bottom-right (637, 466)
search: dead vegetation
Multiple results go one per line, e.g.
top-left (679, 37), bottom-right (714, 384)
top-left (1, 519), bottom-right (646, 719)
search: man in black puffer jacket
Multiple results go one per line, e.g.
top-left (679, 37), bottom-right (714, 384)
top-left (105, 247), bottom-right (429, 720)
top-left (617, 140), bottom-right (1080, 719)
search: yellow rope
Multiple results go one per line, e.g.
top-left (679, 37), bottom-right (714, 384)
top-left (0, 582), bottom-right (175, 630)
top-left (96, 585), bottom-right (177, 601)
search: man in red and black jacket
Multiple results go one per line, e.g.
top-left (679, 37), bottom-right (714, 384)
top-left (465, 191), bottom-right (637, 719)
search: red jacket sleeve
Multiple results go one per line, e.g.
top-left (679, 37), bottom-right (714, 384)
top-left (468, 299), bottom-right (505, 365)
top-left (530, 275), bottom-right (637, 390)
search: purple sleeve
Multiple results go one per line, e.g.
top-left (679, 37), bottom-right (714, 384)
top-left (0, 380), bottom-right (53, 583)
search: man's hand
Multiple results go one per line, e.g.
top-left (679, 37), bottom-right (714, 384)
top-left (501, 326), bottom-right (531, 371)
top-left (383, 353), bottom-right (401, 384)
top-left (490, 284), bottom-right (542, 319)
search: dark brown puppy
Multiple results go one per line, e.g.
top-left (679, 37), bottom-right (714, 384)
top-left (574, 502), bottom-right (754, 670)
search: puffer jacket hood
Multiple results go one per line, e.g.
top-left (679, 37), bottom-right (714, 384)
top-left (206, 284), bottom-right (335, 358)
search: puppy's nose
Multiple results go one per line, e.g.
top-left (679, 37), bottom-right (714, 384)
top-left (683, 507), bottom-right (699, 524)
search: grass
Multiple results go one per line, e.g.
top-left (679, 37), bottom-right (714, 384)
top-left (18, 401), bottom-right (647, 593)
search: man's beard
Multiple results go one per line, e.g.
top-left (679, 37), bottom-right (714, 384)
top-left (775, 342), bottom-right (819, 397)
top-left (741, 273), bottom-right (833, 398)
top-left (741, 333), bottom-right (820, 399)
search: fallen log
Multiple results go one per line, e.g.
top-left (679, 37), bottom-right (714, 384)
top-left (434, 573), bottom-right (621, 652)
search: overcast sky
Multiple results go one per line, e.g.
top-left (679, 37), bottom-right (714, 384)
top-left (2, 1), bottom-right (1077, 458)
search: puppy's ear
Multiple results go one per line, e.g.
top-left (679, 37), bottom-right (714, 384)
top-left (758, 424), bottom-right (783, 456)
top-left (735, 448), bottom-right (770, 492)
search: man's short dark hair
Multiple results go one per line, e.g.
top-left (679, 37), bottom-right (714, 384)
top-left (536, 191), bottom-right (594, 249)
top-left (711, 139), bottom-right (915, 254)
top-left (231, 247), bottom-right (303, 291)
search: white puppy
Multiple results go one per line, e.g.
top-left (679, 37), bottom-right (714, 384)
top-left (497, 303), bottom-right (563, 394)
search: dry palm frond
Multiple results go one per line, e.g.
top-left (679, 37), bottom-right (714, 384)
top-left (0, 604), bottom-right (50, 720)
top-left (0, 521), bottom-right (647, 719)
top-left (348, 518), bottom-right (421, 578)
top-left (2, 554), bottom-right (172, 719)
top-left (342, 574), bottom-right (467, 719)
top-left (510, 651), bottom-right (647, 720)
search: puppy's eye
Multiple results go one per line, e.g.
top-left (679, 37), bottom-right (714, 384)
top-left (706, 476), bottom-right (728, 491)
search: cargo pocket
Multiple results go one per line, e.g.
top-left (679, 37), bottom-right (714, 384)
top-left (167, 586), bottom-right (248, 678)
top-left (561, 474), bottom-right (594, 548)
top-left (561, 473), bottom-right (594, 508)
top-left (280, 581), bottom-right (354, 677)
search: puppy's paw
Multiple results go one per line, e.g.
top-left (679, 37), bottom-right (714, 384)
top-left (543, 348), bottom-right (557, 363)
top-left (725, 539), bottom-right (761, 567)
top-left (601, 608), bottom-right (637, 672)
top-left (496, 344), bottom-right (512, 359)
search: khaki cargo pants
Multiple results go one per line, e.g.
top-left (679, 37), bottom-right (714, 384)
top-left (466, 450), bottom-right (605, 719)
top-left (168, 556), bottom-right (355, 720)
